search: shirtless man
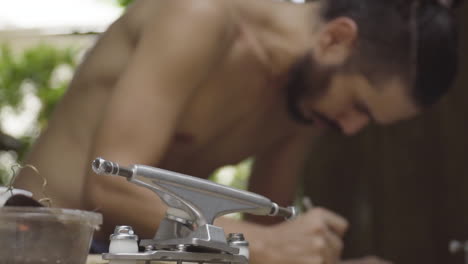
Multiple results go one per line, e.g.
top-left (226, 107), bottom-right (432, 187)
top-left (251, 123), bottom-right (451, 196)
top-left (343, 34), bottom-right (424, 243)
top-left (15, 0), bottom-right (459, 263)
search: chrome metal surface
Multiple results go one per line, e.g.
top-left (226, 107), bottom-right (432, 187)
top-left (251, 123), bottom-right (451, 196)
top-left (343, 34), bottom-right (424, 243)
top-left (110, 225), bottom-right (139, 241)
top-left (103, 250), bottom-right (248, 263)
top-left (93, 158), bottom-right (297, 264)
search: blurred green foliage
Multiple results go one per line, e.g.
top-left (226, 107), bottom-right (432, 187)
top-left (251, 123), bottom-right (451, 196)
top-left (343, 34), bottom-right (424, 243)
top-left (0, 44), bottom-right (77, 127)
top-left (116, 0), bottom-right (134, 8)
top-left (0, 43), bottom-right (79, 185)
top-left (210, 159), bottom-right (253, 219)
top-left (210, 159), bottom-right (252, 190)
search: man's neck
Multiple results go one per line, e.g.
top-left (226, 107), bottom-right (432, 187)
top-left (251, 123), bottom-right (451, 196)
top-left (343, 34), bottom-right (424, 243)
top-left (232, 0), bottom-right (323, 77)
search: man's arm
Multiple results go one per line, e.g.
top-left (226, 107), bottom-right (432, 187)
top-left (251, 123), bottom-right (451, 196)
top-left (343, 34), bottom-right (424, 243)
top-left (241, 128), bottom-right (348, 264)
top-left (83, 0), bottom-right (229, 239)
top-left (247, 128), bottom-right (319, 224)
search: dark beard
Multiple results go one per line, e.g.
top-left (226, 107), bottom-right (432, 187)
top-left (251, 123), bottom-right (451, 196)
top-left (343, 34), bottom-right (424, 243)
top-left (284, 53), bottom-right (342, 132)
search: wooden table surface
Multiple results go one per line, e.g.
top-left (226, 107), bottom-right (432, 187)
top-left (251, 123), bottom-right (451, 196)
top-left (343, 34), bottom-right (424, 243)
top-left (86, 255), bottom-right (108, 264)
top-left (86, 255), bottom-right (171, 264)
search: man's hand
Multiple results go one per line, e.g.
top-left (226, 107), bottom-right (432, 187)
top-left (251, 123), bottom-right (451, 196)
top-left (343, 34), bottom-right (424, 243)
top-left (341, 256), bottom-right (393, 264)
top-left (250, 207), bottom-right (348, 264)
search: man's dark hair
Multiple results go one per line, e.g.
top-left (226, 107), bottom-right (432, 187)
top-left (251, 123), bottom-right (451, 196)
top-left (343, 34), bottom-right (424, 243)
top-left (321, 0), bottom-right (460, 107)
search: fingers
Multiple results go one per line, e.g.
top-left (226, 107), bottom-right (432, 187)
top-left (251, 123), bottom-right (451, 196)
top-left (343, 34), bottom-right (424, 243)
top-left (358, 256), bottom-right (393, 264)
top-left (341, 256), bottom-right (394, 264)
top-left (304, 207), bottom-right (349, 237)
top-left (324, 227), bottom-right (344, 261)
top-left (310, 230), bottom-right (343, 264)
top-left (298, 207), bottom-right (347, 264)
top-left (270, 206), bottom-right (348, 264)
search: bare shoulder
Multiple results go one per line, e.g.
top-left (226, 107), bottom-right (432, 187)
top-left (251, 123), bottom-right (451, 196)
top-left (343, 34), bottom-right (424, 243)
top-left (149, 0), bottom-right (231, 33)
top-left (121, 0), bottom-right (231, 37)
top-left (161, 0), bottom-right (228, 16)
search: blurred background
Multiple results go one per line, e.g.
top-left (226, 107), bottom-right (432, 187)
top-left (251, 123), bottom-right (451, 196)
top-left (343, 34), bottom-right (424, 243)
top-left (303, 5), bottom-right (468, 264)
top-left (0, 1), bottom-right (467, 264)
top-left (0, 0), bottom-right (123, 183)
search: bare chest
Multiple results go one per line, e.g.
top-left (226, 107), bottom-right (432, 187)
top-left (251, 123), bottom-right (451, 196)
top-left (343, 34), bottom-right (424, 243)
top-left (159, 35), bottom-right (296, 177)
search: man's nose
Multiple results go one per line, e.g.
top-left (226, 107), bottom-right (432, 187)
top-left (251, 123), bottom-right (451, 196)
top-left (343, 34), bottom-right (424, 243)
top-left (337, 110), bottom-right (370, 136)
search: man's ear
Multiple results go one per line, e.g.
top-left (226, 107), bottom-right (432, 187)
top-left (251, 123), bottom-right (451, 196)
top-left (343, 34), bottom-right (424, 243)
top-left (316, 17), bottom-right (358, 66)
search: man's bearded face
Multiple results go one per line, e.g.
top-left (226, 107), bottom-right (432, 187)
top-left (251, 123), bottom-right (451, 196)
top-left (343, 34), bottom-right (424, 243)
top-left (284, 52), bottom-right (420, 136)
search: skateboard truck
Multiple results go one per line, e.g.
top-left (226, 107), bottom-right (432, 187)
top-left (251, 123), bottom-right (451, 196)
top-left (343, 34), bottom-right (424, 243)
top-left (92, 157), bottom-right (297, 263)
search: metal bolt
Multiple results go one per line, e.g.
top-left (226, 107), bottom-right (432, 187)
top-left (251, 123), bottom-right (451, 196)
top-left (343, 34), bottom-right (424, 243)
top-left (228, 233), bottom-right (250, 260)
top-left (145, 245), bottom-right (155, 252)
top-left (110, 225), bottom-right (139, 241)
top-left (177, 244), bottom-right (187, 252)
top-left (115, 226), bottom-right (134, 234)
top-left (228, 233), bottom-right (246, 243)
top-left (228, 233), bottom-right (249, 247)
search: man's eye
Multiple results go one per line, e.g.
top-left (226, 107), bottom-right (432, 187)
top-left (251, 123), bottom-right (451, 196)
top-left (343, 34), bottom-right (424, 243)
top-left (355, 103), bottom-right (368, 114)
top-left (354, 102), bottom-right (375, 122)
